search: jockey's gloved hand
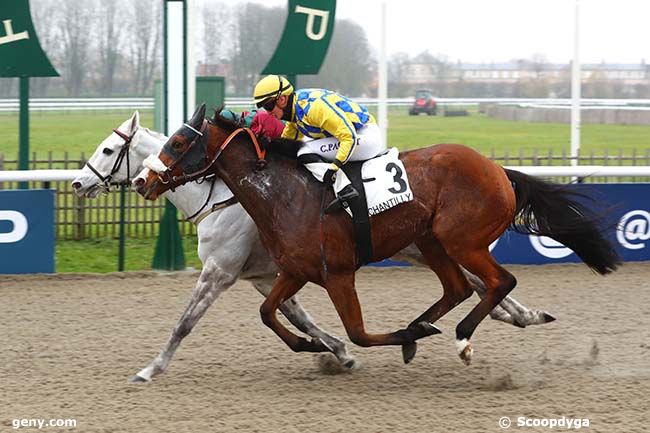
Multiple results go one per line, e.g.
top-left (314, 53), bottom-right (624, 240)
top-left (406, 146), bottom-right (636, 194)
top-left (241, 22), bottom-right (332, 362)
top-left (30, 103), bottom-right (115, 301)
top-left (323, 165), bottom-right (338, 186)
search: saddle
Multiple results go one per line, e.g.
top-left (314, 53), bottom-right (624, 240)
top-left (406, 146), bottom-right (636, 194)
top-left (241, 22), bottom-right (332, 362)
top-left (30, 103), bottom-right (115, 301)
top-left (297, 149), bottom-right (412, 269)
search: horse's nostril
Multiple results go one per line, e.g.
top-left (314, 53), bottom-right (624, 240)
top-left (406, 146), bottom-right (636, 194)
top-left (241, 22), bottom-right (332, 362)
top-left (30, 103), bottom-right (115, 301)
top-left (132, 178), bottom-right (145, 187)
top-left (72, 182), bottom-right (81, 189)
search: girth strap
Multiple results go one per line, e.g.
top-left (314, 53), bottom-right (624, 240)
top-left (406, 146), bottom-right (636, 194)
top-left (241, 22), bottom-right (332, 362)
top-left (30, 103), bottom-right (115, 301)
top-left (341, 162), bottom-right (374, 267)
top-left (192, 196), bottom-right (240, 225)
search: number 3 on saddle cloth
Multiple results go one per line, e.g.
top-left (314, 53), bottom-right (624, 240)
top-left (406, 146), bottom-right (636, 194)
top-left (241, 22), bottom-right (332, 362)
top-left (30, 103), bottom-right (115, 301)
top-left (335, 147), bottom-right (414, 266)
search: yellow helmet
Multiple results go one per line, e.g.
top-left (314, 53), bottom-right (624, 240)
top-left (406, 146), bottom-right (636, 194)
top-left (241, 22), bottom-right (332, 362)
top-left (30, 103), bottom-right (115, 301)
top-left (253, 75), bottom-right (294, 108)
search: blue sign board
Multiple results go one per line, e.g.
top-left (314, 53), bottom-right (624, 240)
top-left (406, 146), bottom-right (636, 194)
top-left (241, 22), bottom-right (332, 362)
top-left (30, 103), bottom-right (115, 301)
top-left (491, 184), bottom-right (650, 265)
top-left (373, 183), bottom-right (650, 267)
top-left (0, 189), bottom-right (54, 273)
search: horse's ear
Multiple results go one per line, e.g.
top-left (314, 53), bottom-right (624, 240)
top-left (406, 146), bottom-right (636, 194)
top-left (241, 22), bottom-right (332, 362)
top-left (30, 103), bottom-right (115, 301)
top-left (130, 111), bottom-right (140, 133)
top-left (189, 103), bottom-right (206, 128)
top-left (211, 104), bottom-right (225, 122)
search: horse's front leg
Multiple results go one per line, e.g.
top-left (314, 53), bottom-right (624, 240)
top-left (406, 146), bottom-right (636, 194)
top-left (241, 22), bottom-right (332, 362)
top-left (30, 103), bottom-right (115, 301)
top-left (259, 272), bottom-right (332, 354)
top-left (325, 273), bottom-right (440, 349)
top-left (249, 277), bottom-right (357, 368)
top-left (129, 257), bottom-right (238, 383)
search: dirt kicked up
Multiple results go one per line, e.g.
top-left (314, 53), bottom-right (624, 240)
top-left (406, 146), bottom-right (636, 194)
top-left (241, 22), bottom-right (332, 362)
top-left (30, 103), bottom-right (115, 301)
top-left (1, 264), bottom-right (649, 432)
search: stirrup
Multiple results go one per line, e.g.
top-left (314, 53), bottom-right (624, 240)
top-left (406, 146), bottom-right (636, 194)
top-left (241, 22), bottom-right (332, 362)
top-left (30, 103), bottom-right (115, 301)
top-left (324, 185), bottom-right (359, 214)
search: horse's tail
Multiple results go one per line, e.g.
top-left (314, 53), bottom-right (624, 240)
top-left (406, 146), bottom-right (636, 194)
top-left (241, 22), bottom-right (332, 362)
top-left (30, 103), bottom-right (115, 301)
top-left (504, 168), bottom-right (620, 275)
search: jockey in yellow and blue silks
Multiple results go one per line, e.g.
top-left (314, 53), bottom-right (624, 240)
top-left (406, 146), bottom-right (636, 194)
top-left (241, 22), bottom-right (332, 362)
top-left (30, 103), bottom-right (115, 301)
top-left (253, 75), bottom-right (386, 209)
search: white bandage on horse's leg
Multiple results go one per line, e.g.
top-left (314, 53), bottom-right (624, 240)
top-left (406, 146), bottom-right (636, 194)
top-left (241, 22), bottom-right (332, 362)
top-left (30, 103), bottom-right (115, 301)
top-left (143, 154), bottom-right (169, 174)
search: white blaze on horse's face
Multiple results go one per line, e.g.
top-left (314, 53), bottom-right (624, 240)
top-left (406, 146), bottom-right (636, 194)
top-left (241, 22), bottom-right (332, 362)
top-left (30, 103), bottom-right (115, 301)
top-left (71, 111), bottom-right (141, 198)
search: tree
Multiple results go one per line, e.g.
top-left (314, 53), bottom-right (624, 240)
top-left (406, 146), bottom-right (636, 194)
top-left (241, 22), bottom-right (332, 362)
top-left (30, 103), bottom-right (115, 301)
top-left (56, 1), bottom-right (93, 96)
top-left (96, 0), bottom-right (124, 96)
top-left (127, 0), bottom-right (161, 95)
top-left (230, 4), bottom-right (285, 95)
top-left (30, 0), bottom-right (60, 96)
top-left (300, 19), bottom-right (373, 96)
top-left (200, 2), bottom-right (234, 65)
top-left (530, 53), bottom-right (549, 79)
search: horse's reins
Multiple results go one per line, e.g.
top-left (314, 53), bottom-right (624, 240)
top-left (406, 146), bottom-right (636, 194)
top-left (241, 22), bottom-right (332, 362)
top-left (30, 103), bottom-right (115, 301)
top-left (85, 128), bottom-right (135, 190)
top-left (159, 123), bottom-right (267, 186)
top-left (182, 175), bottom-right (239, 225)
top-left (158, 119), bottom-right (330, 279)
top-left (157, 122), bottom-right (267, 224)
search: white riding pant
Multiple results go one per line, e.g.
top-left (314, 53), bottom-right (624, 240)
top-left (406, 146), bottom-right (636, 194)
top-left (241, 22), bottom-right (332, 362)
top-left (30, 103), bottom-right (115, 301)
top-left (297, 123), bottom-right (386, 191)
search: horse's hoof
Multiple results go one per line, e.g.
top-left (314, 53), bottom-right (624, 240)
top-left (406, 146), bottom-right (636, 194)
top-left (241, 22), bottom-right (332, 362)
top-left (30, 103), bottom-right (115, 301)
top-left (402, 342), bottom-right (417, 364)
top-left (343, 358), bottom-right (358, 369)
top-left (512, 318), bottom-right (527, 328)
top-left (410, 321), bottom-right (442, 339)
top-left (456, 339), bottom-right (473, 366)
top-left (543, 312), bottom-right (557, 323)
top-left (127, 374), bottom-right (150, 384)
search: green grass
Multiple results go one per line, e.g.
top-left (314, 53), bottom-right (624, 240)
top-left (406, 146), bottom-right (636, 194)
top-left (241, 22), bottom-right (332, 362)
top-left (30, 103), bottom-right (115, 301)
top-left (1, 108), bottom-right (649, 273)
top-left (385, 108), bottom-right (650, 154)
top-left (57, 237), bottom-right (201, 273)
top-left (2, 108), bottom-right (650, 158)
top-left (0, 110), bottom-right (154, 159)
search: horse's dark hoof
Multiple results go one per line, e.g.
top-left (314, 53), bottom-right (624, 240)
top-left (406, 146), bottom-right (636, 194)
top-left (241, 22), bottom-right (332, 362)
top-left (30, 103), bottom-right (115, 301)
top-left (343, 359), bottom-right (357, 369)
top-left (127, 375), bottom-right (149, 384)
top-left (410, 321), bottom-right (442, 339)
top-left (402, 342), bottom-right (417, 364)
top-left (543, 312), bottom-right (557, 323)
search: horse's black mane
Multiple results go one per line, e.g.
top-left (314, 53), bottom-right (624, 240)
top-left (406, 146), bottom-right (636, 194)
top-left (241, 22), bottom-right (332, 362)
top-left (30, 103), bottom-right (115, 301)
top-left (209, 109), bottom-right (301, 160)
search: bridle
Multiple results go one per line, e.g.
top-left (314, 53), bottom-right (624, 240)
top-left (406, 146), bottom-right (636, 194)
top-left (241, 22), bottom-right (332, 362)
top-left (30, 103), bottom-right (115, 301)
top-left (85, 128), bottom-right (136, 190)
top-left (157, 119), bottom-right (209, 185)
top-left (157, 120), bottom-right (267, 187)
top-left (154, 117), bottom-right (267, 224)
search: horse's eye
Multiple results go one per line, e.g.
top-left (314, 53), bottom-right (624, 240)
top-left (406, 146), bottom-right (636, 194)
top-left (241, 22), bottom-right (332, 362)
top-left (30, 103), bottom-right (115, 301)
top-left (172, 142), bottom-right (183, 151)
top-left (102, 148), bottom-right (114, 155)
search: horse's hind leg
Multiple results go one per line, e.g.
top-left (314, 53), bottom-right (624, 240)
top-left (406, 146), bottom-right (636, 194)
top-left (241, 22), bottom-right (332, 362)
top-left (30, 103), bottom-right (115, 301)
top-left (399, 244), bottom-right (554, 327)
top-left (449, 248), bottom-right (518, 365)
top-left (250, 277), bottom-right (356, 368)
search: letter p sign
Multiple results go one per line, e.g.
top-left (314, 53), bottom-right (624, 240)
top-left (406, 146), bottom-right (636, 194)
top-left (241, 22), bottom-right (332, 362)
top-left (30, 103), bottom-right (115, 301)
top-left (295, 6), bottom-right (329, 41)
top-left (262, 0), bottom-right (336, 75)
top-left (0, 210), bottom-right (28, 243)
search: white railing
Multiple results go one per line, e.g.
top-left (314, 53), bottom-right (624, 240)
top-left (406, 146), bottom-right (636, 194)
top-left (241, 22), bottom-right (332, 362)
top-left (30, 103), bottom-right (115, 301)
top-left (2, 97), bottom-right (650, 112)
top-left (0, 169), bottom-right (83, 182)
top-left (0, 98), bottom-right (154, 112)
top-left (1, 166), bottom-right (650, 183)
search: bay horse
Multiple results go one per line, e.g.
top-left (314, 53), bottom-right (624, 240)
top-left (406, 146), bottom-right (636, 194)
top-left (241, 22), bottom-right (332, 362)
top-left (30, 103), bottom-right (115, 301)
top-left (73, 113), bottom-right (553, 382)
top-left (138, 104), bottom-right (619, 365)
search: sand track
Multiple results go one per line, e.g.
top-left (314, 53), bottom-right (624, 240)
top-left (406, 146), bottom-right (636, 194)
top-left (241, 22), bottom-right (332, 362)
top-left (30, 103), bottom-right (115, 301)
top-left (1, 264), bottom-right (649, 432)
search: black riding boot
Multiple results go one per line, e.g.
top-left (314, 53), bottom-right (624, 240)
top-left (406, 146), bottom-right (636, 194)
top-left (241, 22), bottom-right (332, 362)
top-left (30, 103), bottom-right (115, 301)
top-left (324, 184), bottom-right (360, 214)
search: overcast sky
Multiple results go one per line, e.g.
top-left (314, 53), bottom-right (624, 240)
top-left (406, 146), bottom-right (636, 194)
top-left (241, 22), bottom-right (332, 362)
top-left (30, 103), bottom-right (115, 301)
top-left (242, 0), bottom-right (650, 64)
